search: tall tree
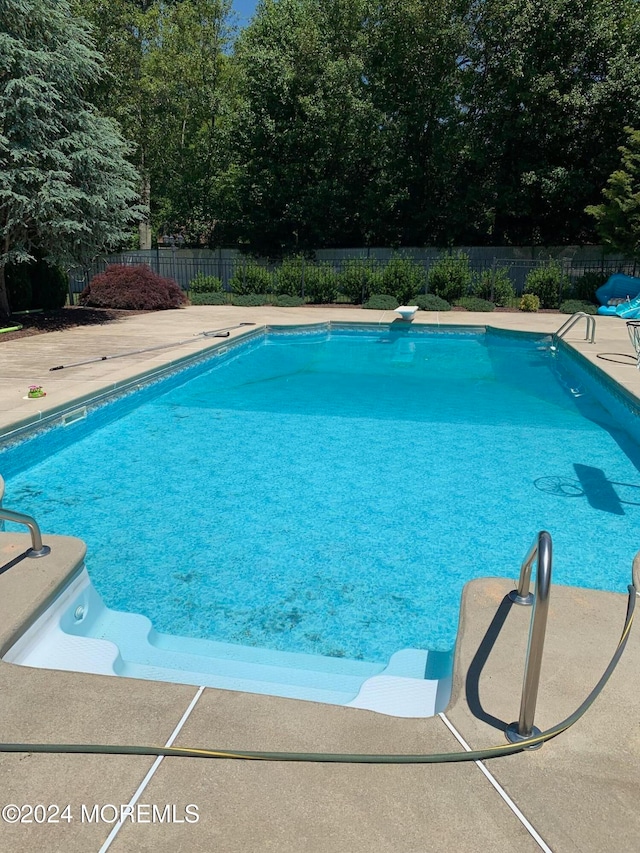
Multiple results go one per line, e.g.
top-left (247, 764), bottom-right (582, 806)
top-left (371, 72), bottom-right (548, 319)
top-left (587, 127), bottom-right (640, 258)
top-left (77, 0), bottom-right (233, 248)
top-left (0, 0), bottom-right (140, 318)
top-left (223, 0), bottom-right (478, 252)
top-left (145, 0), bottom-right (233, 246)
top-left (226, 0), bottom-right (387, 254)
top-left (362, 0), bottom-right (467, 245)
top-left (458, 0), bottom-right (640, 245)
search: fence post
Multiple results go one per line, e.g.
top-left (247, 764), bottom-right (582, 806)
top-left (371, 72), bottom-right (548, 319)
top-left (491, 257), bottom-right (497, 302)
top-left (560, 258), bottom-right (569, 307)
top-left (301, 257), bottom-right (305, 299)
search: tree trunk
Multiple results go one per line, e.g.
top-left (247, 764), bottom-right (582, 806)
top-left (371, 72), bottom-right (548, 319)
top-left (0, 265), bottom-right (11, 321)
top-left (139, 174), bottom-right (152, 250)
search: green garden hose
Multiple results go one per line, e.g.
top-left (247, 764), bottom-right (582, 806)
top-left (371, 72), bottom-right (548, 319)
top-left (0, 570), bottom-right (635, 766)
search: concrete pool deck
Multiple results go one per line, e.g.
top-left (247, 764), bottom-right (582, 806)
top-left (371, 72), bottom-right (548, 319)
top-left (0, 306), bottom-right (639, 852)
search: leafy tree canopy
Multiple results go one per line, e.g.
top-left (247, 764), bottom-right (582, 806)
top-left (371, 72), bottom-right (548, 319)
top-left (56, 0), bottom-right (640, 255)
top-left (457, 0), bottom-right (640, 245)
top-left (76, 0), bottom-right (233, 247)
top-left (0, 0), bottom-right (141, 317)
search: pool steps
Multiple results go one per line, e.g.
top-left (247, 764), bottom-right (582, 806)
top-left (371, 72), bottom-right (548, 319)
top-left (4, 568), bottom-right (451, 717)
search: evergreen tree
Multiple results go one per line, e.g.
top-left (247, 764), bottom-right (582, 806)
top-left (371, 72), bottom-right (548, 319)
top-left (0, 0), bottom-right (140, 318)
top-left (587, 127), bottom-right (640, 259)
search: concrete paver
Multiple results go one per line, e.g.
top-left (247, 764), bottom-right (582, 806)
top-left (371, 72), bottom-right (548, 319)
top-left (0, 752), bottom-right (157, 850)
top-left (447, 579), bottom-right (640, 853)
top-left (110, 688), bottom-right (540, 853)
top-left (111, 754), bottom-right (542, 853)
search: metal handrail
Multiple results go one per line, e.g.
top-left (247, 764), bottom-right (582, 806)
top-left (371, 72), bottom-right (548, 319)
top-left (505, 530), bottom-right (553, 747)
top-left (553, 311), bottom-right (596, 345)
top-left (0, 508), bottom-right (51, 558)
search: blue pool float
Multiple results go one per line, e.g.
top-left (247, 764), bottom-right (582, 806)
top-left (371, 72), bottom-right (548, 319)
top-left (615, 296), bottom-right (640, 319)
top-left (596, 273), bottom-right (640, 316)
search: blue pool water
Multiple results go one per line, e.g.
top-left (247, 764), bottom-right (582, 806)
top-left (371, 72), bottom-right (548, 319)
top-left (2, 326), bottom-right (640, 664)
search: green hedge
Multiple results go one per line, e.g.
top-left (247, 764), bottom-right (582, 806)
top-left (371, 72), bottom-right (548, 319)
top-left (454, 296), bottom-right (495, 312)
top-left (379, 256), bottom-right (426, 304)
top-left (428, 253), bottom-right (472, 303)
top-left (229, 293), bottom-right (270, 306)
top-left (275, 256), bottom-right (305, 296)
top-left (275, 294), bottom-right (305, 307)
top-left (559, 299), bottom-right (598, 315)
top-left (338, 259), bottom-right (382, 304)
top-left (471, 268), bottom-right (515, 306)
top-left (523, 261), bottom-right (568, 309)
top-left (363, 293), bottom-right (399, 310)
top-left (568, 271), bottom-right (608, 304)
top-left (189, 272), bottom-right (222, 293)
top-left (190, 292), bottom-right (229, 305)
top-left (302, 263), bottom-right (338, 303)
top-left (230, 262), bottom-right (273, 295)
top-left (414, 293), bottom-right (451, 311)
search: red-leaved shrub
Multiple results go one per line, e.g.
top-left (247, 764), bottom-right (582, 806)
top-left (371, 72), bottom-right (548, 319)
top-left (80, 264), bottom-right (186, 310)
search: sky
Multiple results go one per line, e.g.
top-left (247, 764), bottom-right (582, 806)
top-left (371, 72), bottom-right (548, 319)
top-left (233, 0), bottom-right (259, 27)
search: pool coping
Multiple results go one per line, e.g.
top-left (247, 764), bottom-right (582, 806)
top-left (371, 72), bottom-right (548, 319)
top-left (0, 324), bottom-right (265, 445)
top-left (0, 317), bottom-right (604, 449)
top-left (2, 320), bottom-right (491, 444)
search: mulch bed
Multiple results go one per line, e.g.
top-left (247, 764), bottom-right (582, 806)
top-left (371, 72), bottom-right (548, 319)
top-left (0, 307), bottom-right (152, 343)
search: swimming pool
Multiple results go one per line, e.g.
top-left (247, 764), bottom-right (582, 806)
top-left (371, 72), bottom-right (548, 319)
top-left (2, 323), bottom-right (639, 713)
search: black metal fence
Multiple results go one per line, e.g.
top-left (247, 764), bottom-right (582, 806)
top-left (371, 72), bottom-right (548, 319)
top-left (67, 249), bottom-right (638, 304)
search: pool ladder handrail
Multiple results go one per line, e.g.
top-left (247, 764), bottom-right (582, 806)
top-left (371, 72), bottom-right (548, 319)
top-left (0, 507), bottom-right (51, 557)
top-left (505, 530), bottom-right (552, 748)
top-left (553, 312), bottom-right (596, 345)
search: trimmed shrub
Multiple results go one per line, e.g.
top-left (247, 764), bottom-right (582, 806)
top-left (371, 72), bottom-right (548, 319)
top-left (229, 262), bottom-right (273, 295)
top-left (559, 299), bottom-right (598, 315)
top-left (414, 293), bottom-right (451, 311)
top-left (569, 271), bottom-right (608, 304)
top-left (274, 256), bottom-right (305, 296)
top-left (454, 296), bottom-right (495, 312)
top-left (80, 264), bottom-right (186, 310)
top-left (189, 292), bottom-right (229, 305)
top-left (189, 272), bottom-right (222, 293)
top-left (303, 263), bottom-right (338, 303)
top-left (520, 293), bottom-right (540, 312)
top-left (471, 267), bottom-right (515, 307)
top-left (379, 256), bottom-right (426, 304)
top-left (273, 256), bottom-right (338, 301)
top-left (229, 293), bottom-right (270, 306)
top-left (275, 294), bottom-right (305, 307)
top-left (523, 261), bottom-right (568, 309)
top-left (427, 253), bottom-right (473, 303)
top-left (363, 293), bottom-right (399, 310)
top-left (338, 259), bottom-right (383, 304)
